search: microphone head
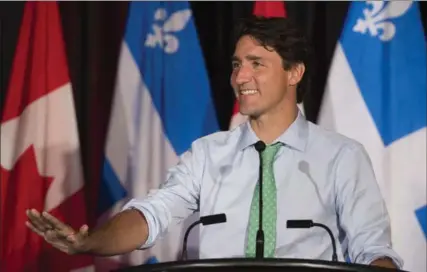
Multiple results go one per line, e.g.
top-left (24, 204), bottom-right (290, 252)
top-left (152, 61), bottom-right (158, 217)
top-left (254, 141), bottom-right (266, 152)
top-left (286, 220), bottom-right (313, 228)
top-left (200, 213), bottom-right (227, 226)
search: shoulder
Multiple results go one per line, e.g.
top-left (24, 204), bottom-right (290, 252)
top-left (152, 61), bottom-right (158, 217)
top-left (304, 123), bottom-right (378, 190)
top-left (180, 123), bottom-right (247, 160)
top-left (192, 123), bottom-right (246, 149)
top-left (306, 121), bottom-right (366, 154)
top-left (304, 121), bottom-right (372, 170)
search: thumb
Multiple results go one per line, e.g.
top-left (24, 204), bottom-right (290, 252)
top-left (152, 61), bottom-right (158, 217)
top-left (79, 224), bottom-right (89, 236)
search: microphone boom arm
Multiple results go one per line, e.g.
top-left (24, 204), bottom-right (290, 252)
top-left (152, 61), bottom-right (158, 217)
top-left (313, 223), bottom-right (338, 262)
top-left (180, 220), bottom-right (200, 260)
top-left (286, 219), bottom-right (338, 262)
top-left (180, 213), bottom-right (227, 260)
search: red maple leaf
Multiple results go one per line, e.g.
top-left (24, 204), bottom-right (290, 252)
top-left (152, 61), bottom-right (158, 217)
top-left (1, 145), bottom-right (54, 271)
top-left (1, 146), bottom-right (94, 271)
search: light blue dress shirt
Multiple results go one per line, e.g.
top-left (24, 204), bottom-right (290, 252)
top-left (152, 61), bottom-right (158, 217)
top-left (122, 111), bottom-right (403, 267)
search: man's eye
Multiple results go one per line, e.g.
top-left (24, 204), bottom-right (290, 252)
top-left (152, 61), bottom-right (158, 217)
top-left (253, 61), bottom-right (261, 67)
top-left (232, 62), bottom-right (240, 69)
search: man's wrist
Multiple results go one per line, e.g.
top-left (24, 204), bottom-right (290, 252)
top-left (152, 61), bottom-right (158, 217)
top-left (370, 257), bottom-right (398, 269)
top-left (78, 235), bottom-right (94, 254)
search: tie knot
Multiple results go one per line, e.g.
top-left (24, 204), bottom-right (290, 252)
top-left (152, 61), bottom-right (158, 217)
top-left (261, 142), bottom-right (282, 163)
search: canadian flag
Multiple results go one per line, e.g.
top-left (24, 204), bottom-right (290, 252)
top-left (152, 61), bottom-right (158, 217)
top-left (229, 1), bottom-right (287, 129)
top-left (0, 2), bottom-right (93, 271)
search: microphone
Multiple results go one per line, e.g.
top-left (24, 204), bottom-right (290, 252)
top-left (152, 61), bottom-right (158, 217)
top-left (254, 140), bottom-right (266, 259)
top-left (286, 219), bottom-right (338, 262)
top-left (180, 213), bottom-right (226, 260)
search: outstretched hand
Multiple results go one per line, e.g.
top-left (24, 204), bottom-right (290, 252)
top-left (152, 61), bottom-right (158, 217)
top-left (26, 209), bottom-right (90, 255)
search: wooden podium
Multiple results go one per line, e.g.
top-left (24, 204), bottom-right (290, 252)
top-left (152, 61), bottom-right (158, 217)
top-left (113, 258), bottom-right (406, 272)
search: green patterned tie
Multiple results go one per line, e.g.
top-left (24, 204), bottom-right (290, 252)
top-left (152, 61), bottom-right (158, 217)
top-left (245, 142), bottom-right (282, 258)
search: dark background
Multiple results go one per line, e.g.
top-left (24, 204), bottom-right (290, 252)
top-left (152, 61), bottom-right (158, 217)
top-left (1, 1), bottom-right (426, 223)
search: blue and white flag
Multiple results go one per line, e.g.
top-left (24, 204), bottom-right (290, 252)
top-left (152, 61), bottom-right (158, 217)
top-left (96, 1), bottom-right (219, 268)
top-left (319, 1), bottom-right (426, 271)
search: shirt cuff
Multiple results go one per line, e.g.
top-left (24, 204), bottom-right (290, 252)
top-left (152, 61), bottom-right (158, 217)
top-left (121, 200), bottom-right (157, 249)
top-left (357, 249), bottom-right (404, 269)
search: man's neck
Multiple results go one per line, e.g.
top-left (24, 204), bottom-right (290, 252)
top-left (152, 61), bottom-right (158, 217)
top-left (249, 104), bottom-right (298, 144)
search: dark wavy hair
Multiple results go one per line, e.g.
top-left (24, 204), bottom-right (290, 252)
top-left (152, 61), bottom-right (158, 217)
top-left (233, 16), bottom-right (312, 103)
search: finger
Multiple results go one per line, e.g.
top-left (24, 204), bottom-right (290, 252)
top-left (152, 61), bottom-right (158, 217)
top-left (52, 242), bottom-right (73, 254)
top-left (44, 229), bottom-right (57, 242)
top-left (61, 224), bottom-right (89, 243)
top-left (28, 209), bottom-right (55, 230)
top-left (41, 211), bottom-right (73, 232)
top-left (41, 227), bottom-right (76, 243)
top-left (25, 221), bottom-right (45, 237)
top-left (41, 227), bottom-right (74, 242)
top-left (79, 224), bottom-right (89, 236)
top-left (43, 224), bottom-right (76, 240)
top-left (45, 229), bottom-right (63, 241)
top-left (66, 233), bottom-right (77, 243)
top-left (26, 209), bottom-right (43, 227)
top-left (27, 209), bottom-right (53, 232)
top-left (45, 229), bottom-right (75, 245)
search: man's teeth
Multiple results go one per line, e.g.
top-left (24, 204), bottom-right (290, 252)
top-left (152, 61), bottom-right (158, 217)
top-left (240, 89), bottom-right (258, 95)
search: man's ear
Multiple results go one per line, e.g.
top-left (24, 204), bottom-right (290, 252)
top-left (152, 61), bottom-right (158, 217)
top-left (288, 63), bottom-right (305, 86)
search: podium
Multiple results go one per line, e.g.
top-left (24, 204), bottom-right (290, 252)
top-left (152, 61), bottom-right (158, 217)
top-left (114, 258), bottom-right (406, 272)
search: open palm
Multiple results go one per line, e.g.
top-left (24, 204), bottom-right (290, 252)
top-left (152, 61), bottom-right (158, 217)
top-left (26, 209), bottom-right (89, 255)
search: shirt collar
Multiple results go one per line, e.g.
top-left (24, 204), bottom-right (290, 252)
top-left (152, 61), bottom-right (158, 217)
top-left (236, 109), bottom-right (309, 152)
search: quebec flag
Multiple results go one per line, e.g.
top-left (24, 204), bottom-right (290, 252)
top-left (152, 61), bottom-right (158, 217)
top-left (96, 1), bottom-right (219, 269)
top-left (319, 1), bottom-right (426, 272)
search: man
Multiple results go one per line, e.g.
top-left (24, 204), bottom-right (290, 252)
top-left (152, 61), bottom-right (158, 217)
top-left (26, 16), bottom-right (402, 269)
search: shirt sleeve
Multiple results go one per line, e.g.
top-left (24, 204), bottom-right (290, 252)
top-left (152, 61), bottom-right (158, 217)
top-left (334, 142), bottom-right (404, 268)
top-left (121, 139), bottom-right (206, 249)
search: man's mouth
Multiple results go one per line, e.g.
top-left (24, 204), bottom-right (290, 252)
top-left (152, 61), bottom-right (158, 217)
top-left (239, 89), bottom-right (258, 95)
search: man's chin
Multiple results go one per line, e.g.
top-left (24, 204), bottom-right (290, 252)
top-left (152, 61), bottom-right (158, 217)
top-left (239, 109), bottom-right (261, 119)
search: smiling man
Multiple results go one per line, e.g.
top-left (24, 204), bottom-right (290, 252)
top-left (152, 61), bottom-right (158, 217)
top-left (26, 16), bottom-right (402, 269)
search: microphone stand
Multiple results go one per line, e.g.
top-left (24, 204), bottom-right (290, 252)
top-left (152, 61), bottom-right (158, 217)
top-left (254, 141), bottom-right (266, 259)
top-left (180, 213), bottom-right (227, 260)
top-left (286, 219), bottom-right (338, 262)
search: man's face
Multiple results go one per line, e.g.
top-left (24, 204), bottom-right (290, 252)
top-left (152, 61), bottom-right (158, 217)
top-left (231, 35), bottom-right (290, 118)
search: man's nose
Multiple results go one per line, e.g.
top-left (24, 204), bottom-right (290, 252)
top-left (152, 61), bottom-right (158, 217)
top-left (235, 66), bottom-right (252, 85)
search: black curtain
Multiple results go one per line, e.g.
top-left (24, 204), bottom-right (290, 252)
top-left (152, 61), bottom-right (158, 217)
top-left (1, 1), bottom-right (426, 223)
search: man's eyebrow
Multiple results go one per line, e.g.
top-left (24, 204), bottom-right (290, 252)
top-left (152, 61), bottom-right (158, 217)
top-left (245, 54), bottom-right (262, 61)
top-left (231, 55), bottom-right (263, 62)
top-left (231, 55), bottom-right (240, 62)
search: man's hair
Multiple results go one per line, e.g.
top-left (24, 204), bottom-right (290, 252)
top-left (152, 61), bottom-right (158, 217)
top-left (233, 16), bottom-right (312, 103)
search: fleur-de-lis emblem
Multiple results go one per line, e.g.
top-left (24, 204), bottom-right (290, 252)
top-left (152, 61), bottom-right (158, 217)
top-left (145, 8), bottom-right (192, 54)
top-left (352, 1), bottom-right (412, 41)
